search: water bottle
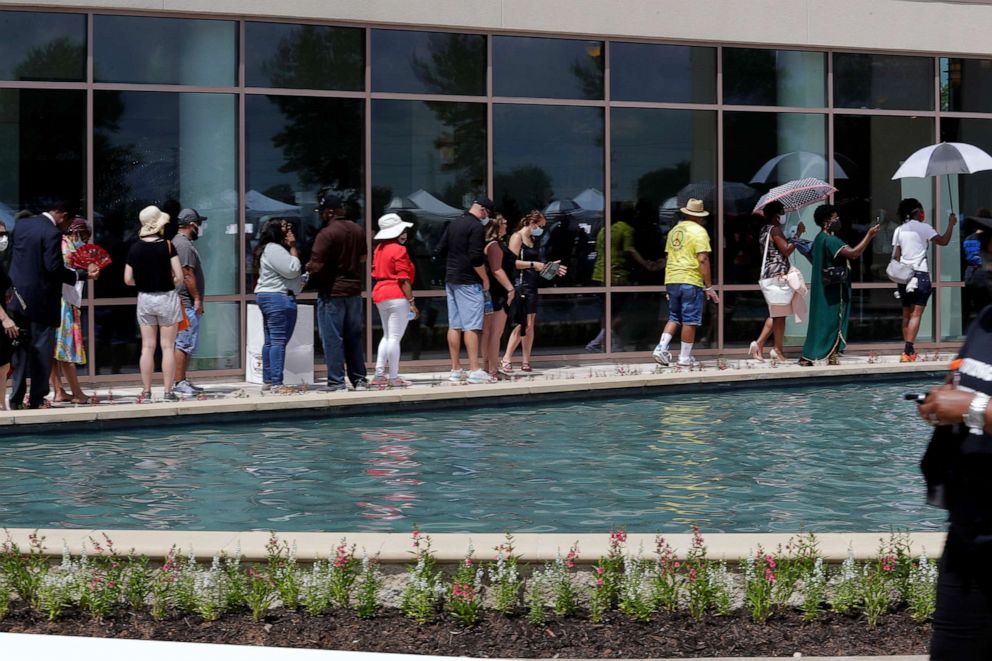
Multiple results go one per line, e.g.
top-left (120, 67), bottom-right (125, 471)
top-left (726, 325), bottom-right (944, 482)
top-left (483, 291), bottom-right (494, 314)
top-left (407, 310), bottom-right (416, 321)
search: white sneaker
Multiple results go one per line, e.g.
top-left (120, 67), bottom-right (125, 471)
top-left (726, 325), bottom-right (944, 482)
top-left (448, 369), bottom-right (467, 382)
top-left (677, 358), bottom-right (700, 368)
top-left (466, 369), bottom-right (491, 384)
top-left (652, 347), bottom-right (671, 366)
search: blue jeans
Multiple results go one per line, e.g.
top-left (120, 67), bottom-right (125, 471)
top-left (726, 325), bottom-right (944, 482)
top-left (256, 292), bottom-right (298, 386)
top-left (317, 295), bottom-right (367, 386)
top-left (667, 284), bottom-right (705, 326)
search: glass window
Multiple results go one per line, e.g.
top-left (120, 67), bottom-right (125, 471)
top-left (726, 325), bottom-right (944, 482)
top-left (94, 305), bottom-right (140, 375)
top-left (941, 58), bottom-right (992, 113)
top-left (722, 112), bottom-right (826, 284)
top-left (833, 53), bottom-right (933, 111)
top-left (940, 118), bottom-right (992, 283)
top-left (372, 295), bottom-right (450, 362)
top-left (247, 95), bottom-right (364, 289)
top-left (723, 48), bottom-right (825, 107)
top-left (851, 288), bottom-right (926, 343)
top-left (372, 99), bottom-right (486, 290)
top-left (493, 36), bottom-right (603, 100)
top-left (371, 29), bottom-right (485, 96)
top-left (94, 15), bottom-right (236, 86)
top-left (246, 22), bottom-right (364, 90)
top-left (834, 115), bottom-right (934, 284)
top-left (494, 104), bottom-right (603, 286)
top-left (0, 90), bottom-right (86, 228)
top-left (610, 108), bottom-right (717, 286)
top-left (517, 293), bottom-right (605, 357)
top-left (93, 91), bottom-right (238, 299)
top-left (0, 11), bottom-right (86, 82)
top-left (942, 287), bottom-right (968, 341)
top-left (610, 43), bottom-right (715, 103)
top-left (610, 292), bottom-right (715, 353)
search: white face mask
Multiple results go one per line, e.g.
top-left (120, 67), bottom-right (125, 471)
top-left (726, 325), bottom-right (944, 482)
top-left (0, 235), bottom-right (7, 252)
top-left (480, 215), bottom-right (490, 227)
top-left (778, 216), bottom-right (787, 225)
top-left (530, 226), bottom-right (544, 237)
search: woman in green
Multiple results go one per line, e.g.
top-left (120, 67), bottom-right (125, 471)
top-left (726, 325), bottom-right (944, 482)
top-left (799, 204), bottom-right (880, 365)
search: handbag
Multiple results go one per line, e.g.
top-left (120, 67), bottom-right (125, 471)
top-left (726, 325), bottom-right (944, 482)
top-left (822, 265), bottom-right (849, 286)
top-left (758, 231), bottom-right (794, 306)
top-left (886, 228), bottom-right (915, 284)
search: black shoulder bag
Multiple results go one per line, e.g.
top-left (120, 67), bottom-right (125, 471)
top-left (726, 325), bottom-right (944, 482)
top-left (820, 237), bottom-right (849, 286)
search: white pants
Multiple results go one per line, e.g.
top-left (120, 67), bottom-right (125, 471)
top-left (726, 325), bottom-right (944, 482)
top-left (375, 298), bottom-right (410, 379)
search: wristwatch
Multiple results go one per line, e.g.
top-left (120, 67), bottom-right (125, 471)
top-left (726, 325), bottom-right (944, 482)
top-left (964, 392), bottom-right (990, 434)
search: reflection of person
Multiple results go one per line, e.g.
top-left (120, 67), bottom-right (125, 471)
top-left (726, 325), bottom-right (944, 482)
top-left (481, 214), bottom-right (516, 379)
top-left (892, 198), bottom-right (955, 362)
top-left (749, 200), bottom-right (806, 362)
top-left (962, 210), bottom-right (992, 321)
top-left (652, 199), bottom-right (718, 368)
top-left (918, 310), bottom-right (992, 659)
top-left (799, 205), bottom-right (879, 366)
top-left (436, 195), bottom-right (492, 384)
top-left (370, 213), bottom-right (417, 388)
top-left (501, 210), bottom-right (567, 373)
top-left (253, 218), bottom-right (302, 394)
top-left (0, 266), bottom-right (18, 410)
top-left (7, 200), bottom-right (99, 409)
top-left (51, 217), bottom-right (95, 404)
top-left (172, 208), bottom-right (207, 396)
top-left (124, 206), bottom-right (184, 402)
top-left (306, 190), bottom-right (368, 392)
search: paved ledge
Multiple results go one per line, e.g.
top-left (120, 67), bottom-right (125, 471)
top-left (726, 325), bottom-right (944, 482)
top-left (2, 529), bottom-right (947, 564)
top-left (1, 357), bottom-right (944, 433)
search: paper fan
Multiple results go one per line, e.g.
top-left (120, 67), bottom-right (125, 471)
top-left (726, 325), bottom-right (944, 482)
top-left (67, 244), bottom-right (112, 270)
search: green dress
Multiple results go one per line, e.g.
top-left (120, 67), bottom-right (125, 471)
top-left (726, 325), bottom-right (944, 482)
top-left (801, 232), bottom-right (851, 361)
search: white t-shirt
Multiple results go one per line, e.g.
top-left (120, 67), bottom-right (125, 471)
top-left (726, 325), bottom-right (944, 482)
top-left (893, 220), bottom-right (938, 273)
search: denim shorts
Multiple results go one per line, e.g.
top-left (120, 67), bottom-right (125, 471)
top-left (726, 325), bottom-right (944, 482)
top-left (667, 283), bottom-right (705, 326)
top-left (897, 271), bottom-right (933, 308)
top-left (446, 283), bottom-right (484, 331)
top-left (175, 305), bottom-right (200, 354)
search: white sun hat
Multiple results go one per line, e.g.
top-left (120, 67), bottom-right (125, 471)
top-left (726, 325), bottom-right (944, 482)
top-left (374, 213), bottom-right (414, 240)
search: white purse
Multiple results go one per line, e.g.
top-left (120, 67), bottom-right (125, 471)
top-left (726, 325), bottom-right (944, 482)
top-left (758, 231), bottom-right (794, 306)
top-left (886, 227), bottom-right (915, 284)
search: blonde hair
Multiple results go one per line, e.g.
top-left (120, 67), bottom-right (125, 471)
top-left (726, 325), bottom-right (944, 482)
top-left (485, 213), bottom-right (505, 242)
top-left (514, 209), bottom-right (544, 233)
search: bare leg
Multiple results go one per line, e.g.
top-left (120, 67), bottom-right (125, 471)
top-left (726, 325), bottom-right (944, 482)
top-left (901, 306), bottom-right (912, 342)
top-left (488, 310), bottom-right (507, 373)
top-left (447, 328), bottom-right (462, 371)
top-left (60, 361), bottom-right (92, 403)
top-left (663, 320), bottom-right (679, 338)
top-left (502, 324), bottom-right (523, 365)
top-left (754, 317), bottom-right (774, 353)
top-left (50, 361), bottom-right (68, 401)
top-left (160, 324), bottom-right (179, 393)
top-left (681, 324), bottom-right (697, 344)
top-left (772, 317), bottom-right (786, 358)
top-left (906, 305), bottom-right (925, 345)
top-left (138, 324), bottom-right (158, 393)
top-left (481, 314), bottom-right (494, 369)
top-left (0, 363), bottom-right (8, 410)
top-left (175, 349), bottom-right (189, 383)
top-left (465, 329), bottom-right (482, 372)
top-left (522, 313), bottom-right (537, 365)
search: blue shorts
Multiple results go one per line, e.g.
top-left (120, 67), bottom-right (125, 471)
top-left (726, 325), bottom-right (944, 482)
top-left (446, 283), bottom-right (484, 331)
top-left (175, 305), bottom-right (200, 354)
top-left (897, 271), bottom-right (932, 308)
top-left (667, 284), bottom-right (704, 326)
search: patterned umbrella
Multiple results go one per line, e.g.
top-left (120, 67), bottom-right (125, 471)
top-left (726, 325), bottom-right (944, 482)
top-left (751, 177), bottom-right (837, 215)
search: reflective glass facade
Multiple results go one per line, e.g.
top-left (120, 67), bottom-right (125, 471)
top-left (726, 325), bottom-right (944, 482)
top-left (0, 10), bottom-right (981, 378)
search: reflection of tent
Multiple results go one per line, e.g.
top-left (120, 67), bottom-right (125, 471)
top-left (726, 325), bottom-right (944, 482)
top-left (750, 151), bottom-right (851, 184)
top-left (677, 181), bottom-right (758, 215)
top-left (386, 189), bottom-right (462, 224)
top-left (574, 188), bottom-right (604, 212)
top-left (214, 189), bottom-right (301, 217)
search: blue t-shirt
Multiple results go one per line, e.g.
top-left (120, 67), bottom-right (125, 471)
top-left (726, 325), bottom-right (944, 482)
top-left (964, 232), bottom-right (983, 267)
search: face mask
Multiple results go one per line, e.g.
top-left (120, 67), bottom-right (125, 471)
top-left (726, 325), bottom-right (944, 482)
top-left (398, 232), bottom-right (408, 244)
top-left (72, 238), bottom-right (85, 249)
top-left (530, 227), bottom-right (544, 237)
top-left (917, 210), bottom-right (926, 222)
top-left (778, 216), bottom-right (787, 225)
top-left (190, 225), bottom-right (201, 241)
top-left (480, 215), bottom-right (490, 227)
top-left (0, 235), bottom-right (7, 252)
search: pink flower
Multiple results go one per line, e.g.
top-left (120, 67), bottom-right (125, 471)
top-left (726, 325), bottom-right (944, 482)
top-left (595, 565), bottom-right (605, 575)
top-left (688, 568), bottom-right (697, 582)
top-left (764, 567), bottom-right (776, 583)
top-left (596, 578), bottom-right (604, 587)
top-left (464, 557), bottom-right (473, 567)
top-left (765, 554), bottom-right (776, 570)
top-left (673, 561), bottom-right (681, 569)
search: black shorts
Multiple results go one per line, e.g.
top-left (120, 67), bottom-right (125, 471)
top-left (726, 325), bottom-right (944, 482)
top-left (519, 286), bottom-right (538, 315)
top-left (0, 328), bottom-right (11, 367)
top-left (897, 271), bottom-right (932, 308)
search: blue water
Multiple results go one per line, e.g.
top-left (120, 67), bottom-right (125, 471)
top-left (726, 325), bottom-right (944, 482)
top-left (0, 378), bottom-right (946, 533)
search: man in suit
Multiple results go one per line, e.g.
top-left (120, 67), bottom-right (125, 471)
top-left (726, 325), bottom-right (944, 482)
top-left (6, 200), bottom-right (99, 409)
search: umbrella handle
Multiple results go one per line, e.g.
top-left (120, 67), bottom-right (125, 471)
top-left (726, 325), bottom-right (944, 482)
top-left (946, 173), bottom-right (955, 217)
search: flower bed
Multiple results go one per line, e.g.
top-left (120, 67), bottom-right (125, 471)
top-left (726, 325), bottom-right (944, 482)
top-left (0, 529), bottom-right (935, 657)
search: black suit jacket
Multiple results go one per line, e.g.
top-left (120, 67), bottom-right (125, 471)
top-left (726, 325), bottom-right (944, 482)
top-left (7, 215), bottom-right (81, 327)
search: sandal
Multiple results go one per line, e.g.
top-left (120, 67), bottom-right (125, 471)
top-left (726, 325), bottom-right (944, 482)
top-left (748, 341), bottom-right (765, 362)
top-left (521, 362), bottom-right (533, 372)
top-left (499, 360), bottom-right (513, 375)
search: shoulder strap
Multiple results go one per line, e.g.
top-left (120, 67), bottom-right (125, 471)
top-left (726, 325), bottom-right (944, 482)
top-left (760, 228), bottom-right (772, 277)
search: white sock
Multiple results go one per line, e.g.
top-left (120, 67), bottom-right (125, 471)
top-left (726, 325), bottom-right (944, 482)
top-left (680, 342), bottom-right (694, 362)
top-left (658, 333), bottom-right (673, 351)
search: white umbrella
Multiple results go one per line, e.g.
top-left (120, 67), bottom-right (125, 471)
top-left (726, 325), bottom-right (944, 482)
top-left (891, 141), bottom-right (992, 214)
top-left (750, 151), bottom-right (849, 184)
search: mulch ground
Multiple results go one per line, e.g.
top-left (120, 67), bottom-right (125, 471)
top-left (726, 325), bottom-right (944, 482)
top-left (0, 605), bottom-right (930, 657)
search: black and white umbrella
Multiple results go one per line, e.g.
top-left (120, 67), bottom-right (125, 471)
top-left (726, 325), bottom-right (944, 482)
top-left (892, 142), bottom-right (992, 214)
top-left (751, 177), bottom-right (836, 215)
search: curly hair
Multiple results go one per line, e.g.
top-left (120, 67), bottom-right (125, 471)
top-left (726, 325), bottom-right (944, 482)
top-left (514, 209), bottom-right (545, 233)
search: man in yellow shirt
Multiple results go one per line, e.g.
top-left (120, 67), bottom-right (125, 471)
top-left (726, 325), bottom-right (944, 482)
top-left (653, 198), bottom-right (719, 367)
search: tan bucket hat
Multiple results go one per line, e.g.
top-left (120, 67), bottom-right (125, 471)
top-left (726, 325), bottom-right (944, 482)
top-left (680, 198), bottom-right (710, 218)
top-left (138, 205), bottom-right (170, 237)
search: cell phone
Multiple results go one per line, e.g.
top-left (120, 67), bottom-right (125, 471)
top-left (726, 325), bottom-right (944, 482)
top-left (904, 393), bottom-right (926, 404)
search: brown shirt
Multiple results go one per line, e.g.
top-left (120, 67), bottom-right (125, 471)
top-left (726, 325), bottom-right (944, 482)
top-left (307, 218), bottom-right (367, 297)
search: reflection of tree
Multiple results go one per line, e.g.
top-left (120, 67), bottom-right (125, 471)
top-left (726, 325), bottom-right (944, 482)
top-left (261, 27), bottom-right (364, 197)
top-left (410, 34), bottom-right (486, 208)
top-left (635, 162), bottom-right (690, 211)
top-left (723, 49), bottom-right (775, 104)
top-left (494, 165), bottom-right (553, 223)
top-left (11, 35), bottom-right (84, 82)
top-left (569, 47), bottom-right (604, 101)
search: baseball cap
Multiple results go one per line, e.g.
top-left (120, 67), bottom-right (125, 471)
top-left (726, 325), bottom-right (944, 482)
top-left (177, 208), bottom-right (207, 226)
top-left (473, 195), bottom-right (495, 214)
top-left (317, 190), bottom-right (345, 211)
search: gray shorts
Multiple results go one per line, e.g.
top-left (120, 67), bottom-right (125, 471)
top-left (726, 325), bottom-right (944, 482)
top-left (136, 290), bottom-right (183, 327)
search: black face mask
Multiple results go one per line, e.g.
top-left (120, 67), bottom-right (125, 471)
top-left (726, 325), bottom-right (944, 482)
top-left (189, 225), bottom-right (200, 241)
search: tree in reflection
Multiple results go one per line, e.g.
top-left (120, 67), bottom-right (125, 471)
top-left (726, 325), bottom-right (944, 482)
top-left (494, 165), bottom-right (553, 223)
top-left (12, 35), bottom-right (84, 82)
top-left (569, 46), bottom-right (605, 103)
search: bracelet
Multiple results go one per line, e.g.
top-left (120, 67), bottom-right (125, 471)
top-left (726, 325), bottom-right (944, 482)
top-left (703, 287), bottom-right (713, 292)
top-left (964, 392), bottom-right (990, 433)
top-left (407, 298), bottom-right (415, 303)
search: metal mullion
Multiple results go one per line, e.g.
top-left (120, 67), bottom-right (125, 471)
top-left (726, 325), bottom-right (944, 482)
top-left (91, 82), bottom-right (239, 94)
top-left (0, 81), bottom-right (87, 90)
top-left (610, 100), bottom-right (719, 111)
top-left (85, 12), bottom-right (96, 379)
top-left (370, 91), bottom-right (487, 103)
top-left (831, 107), bottom-right (937, 118)
top-left (486, 33), bottom-right (493, 196)
top-left (490, 96), bottom-right (605, 108)
top-left (364, 26), bottom-right (373, 367)
top-left (940, 110), bottom-right (992, 120)
top-left (246, 87), bottom-right (366, 99)
top-left (603, 39), bottom-right (613, 356)
top-left (721, 104), bottom-right (827, 114)
top-left (933, 56), bottom-right (943, 340)
top-left (715, 43), bottom-right (724, 351)
top-left (827, 50), bottom-right (834, 197)
top-left (237, 18), bottom-right (247, 374)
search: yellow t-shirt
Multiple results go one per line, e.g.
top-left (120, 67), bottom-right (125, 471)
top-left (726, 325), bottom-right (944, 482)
top-left (664, 220), bottom-right (711, 287)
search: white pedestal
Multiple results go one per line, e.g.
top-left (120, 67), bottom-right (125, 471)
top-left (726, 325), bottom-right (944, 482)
top-left (246, 303), bottom-right (314, 385)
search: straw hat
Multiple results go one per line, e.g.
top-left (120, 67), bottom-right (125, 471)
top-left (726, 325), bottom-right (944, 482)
top-left (138, 205), bottom-right (170, 237)
top-left (374, 213), bottom-right (413, 240)
top-left (680, 198), bottom-right (710, 218)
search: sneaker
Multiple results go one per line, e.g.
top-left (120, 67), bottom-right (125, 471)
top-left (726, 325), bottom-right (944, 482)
top-left (261, 383), bottom-right (272, 392)
top-left (162, 390), bottom-right (180, 402)
top-left (585, 342), bottom-right (604, 353)
top-left (387, 377), bottom-right (411, 388)
top-left (900, 352), bottom-right (918, 363)
top-left (136, 390), bottom-right (153, 404)
top-left (448, 369), bottom-right (467, 382)
top-left (370, 375), bottom-right (388, 387)
top-left (676, 359), bottom-right (700, 368)
top-left (466, 369), bottom-right (492, 384)
top-left (652, 347), bottom-right (672, 366)
top-left (325, 382), bottom-right (348, 392)
top-left (172, 380), bottom-right (198, 396)
top-left (352, 378), bottom-right (370, 391)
